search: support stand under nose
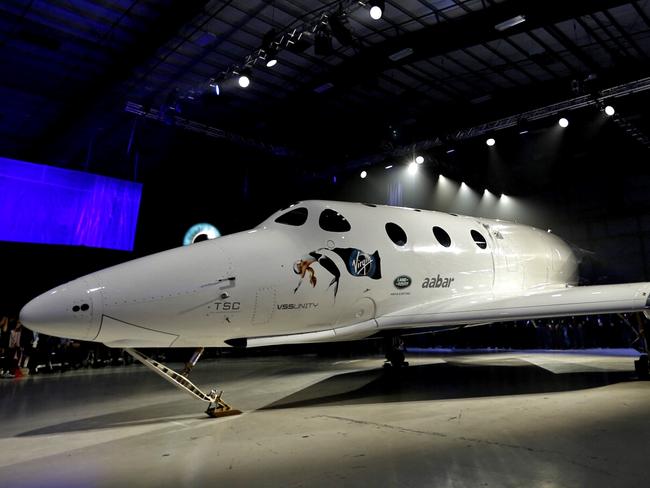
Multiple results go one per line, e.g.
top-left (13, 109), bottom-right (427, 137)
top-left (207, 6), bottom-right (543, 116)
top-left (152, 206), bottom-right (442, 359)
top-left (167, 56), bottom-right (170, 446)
top-left (124, 348), bottom-right (241, 418)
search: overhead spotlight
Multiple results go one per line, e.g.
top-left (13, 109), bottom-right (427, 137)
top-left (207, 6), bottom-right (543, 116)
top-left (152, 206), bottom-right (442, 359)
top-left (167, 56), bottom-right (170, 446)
top-left (446, 148), bottom-right (456, 154)
top-left (360, 170), bottom-right (367, 179)
top-left (314, 24), bottom-right (333, 56)
top-left (494, 14), bottom-right (526, 32)
top-left (262, 29), bottom-right (279, 68)
top-left (286, 30), bottom-right (313, 53)
top-left (604, 105), bottom-right (615, 116)
top-left (517, 119), bottom-right (530, 135)
top-left (408, 162), bottom-right (418, 175)
top-left (369, 0), bottom-right (385, 20)
top-left (329, 11), bottom-right (355, 47)
top-left (237, 68), bottom-right (251, 88)
top-left (558, 117), bottom-right (569, 128)
top-left (486, 137), bottom-right (496, 147)
top-left (385, 165), bottom-right (393, 169)
top-left (265, 44), bottom-right (279, 67)
top-left (208, 79), bottom-right (220, 96)
top-left (415, 155), bottom-right (424, 164)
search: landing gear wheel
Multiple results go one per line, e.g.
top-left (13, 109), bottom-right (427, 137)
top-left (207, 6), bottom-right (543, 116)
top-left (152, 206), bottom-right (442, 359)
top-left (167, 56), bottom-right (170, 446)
top-left (634, 354), bottom-right (649, 380)
top-left (384, 350), bottom-right (408, 368)
top-left (205, 389), bottom-right (242, 418)
top-left (383, 336), bottom-right (409, 368)
top-left (124, 349), bottom-right (242, 418)
top-left (205, 405), bottom-right (242, 418)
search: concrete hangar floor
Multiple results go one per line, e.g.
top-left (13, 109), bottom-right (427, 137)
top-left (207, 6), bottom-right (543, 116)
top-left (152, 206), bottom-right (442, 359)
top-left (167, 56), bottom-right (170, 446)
top-left (1, 350), bottom-right (648, 487)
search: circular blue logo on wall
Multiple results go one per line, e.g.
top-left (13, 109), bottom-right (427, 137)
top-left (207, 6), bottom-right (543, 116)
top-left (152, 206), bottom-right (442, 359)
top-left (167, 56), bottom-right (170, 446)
top-left (183, 223), bottom-right (221, 246)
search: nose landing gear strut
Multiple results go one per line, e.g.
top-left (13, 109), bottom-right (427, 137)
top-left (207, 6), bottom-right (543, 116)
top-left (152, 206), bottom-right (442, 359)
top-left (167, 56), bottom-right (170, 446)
top-left (124, 348), bottom-right (241, 418)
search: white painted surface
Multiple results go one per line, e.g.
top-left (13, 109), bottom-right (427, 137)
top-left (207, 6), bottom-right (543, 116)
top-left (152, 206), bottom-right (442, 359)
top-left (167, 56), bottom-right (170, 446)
top-left (19, 201), bottom-right (650, 347)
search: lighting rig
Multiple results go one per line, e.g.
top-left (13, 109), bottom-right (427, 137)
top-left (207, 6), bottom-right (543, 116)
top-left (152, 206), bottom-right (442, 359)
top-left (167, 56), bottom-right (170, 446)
top-left (209, 1), bottom-right (386, 93)
top-left (338, 76), bottom-right (650, 178)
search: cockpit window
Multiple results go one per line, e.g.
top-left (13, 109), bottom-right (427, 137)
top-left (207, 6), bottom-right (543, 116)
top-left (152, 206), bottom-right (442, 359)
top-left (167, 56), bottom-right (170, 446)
top-left (319, 209), bottom-right (351, 232)
top-left (275, 207), bottom-right (308, 226)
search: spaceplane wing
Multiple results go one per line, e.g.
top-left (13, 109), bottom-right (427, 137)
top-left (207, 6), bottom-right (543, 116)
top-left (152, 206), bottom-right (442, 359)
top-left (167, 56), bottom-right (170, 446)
top-left (19, 200), bottom-right (650, 416)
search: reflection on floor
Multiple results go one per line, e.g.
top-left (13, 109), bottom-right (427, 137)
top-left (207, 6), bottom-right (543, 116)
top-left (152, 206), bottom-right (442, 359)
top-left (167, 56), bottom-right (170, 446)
top-left (1, 349), bottom-right (649, 487)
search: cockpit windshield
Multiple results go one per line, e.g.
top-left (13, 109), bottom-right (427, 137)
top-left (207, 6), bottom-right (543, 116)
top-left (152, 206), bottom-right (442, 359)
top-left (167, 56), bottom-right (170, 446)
top-left (275, 207), bottom-right (308, 226)
top-left (318, 209), bottom-right (351, 232)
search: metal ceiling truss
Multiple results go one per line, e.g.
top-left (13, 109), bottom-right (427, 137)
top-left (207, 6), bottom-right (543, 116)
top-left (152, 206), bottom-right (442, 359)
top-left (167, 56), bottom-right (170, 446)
top-left (112, 1), bottom-right (650, 169)
top-left (167, 0), bottom-right (497, 110)
top-left (342, 76), bottom-right (650, 173)
top-left (454, 77), bottom-right (650, 138)
top-left (124, 101), bottom-right (292, 156)
top-left (1, 0), bottom-right (649, 171)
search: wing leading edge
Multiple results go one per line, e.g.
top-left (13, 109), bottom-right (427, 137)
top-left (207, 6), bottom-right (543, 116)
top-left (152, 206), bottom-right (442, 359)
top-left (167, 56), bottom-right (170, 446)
top-left (234, 283), bottom-right (650, 347)
top-left (377, 283), bottom-right (650, 330)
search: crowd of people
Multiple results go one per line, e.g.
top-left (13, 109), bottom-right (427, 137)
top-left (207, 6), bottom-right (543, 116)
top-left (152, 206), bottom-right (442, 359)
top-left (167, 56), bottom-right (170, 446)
top-left (1, 316), bottom-right (32, 378)
top-left (411, 313), bottom-right (646, 350)
top-left (0, 314), bottom-right (121, 378)
top-left (0, 312), bottom-right (646, 379)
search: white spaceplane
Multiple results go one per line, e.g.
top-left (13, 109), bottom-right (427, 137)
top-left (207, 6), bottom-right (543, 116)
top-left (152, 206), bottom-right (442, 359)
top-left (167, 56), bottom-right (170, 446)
top-left (19, 200), bottom-right (650, 416)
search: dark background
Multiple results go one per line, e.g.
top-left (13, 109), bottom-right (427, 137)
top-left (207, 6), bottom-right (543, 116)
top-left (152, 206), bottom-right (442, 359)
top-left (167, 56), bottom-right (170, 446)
top-left (4, 100), bottom-right (650, 314)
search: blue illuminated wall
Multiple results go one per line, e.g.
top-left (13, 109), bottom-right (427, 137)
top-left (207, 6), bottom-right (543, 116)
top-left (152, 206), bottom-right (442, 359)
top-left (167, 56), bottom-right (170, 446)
top-left (0, 157), bottom-right (142, 251)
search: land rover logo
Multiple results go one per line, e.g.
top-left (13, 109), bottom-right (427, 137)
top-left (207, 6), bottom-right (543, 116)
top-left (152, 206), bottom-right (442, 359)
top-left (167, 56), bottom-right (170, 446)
top-left (394, 275), bottom-right (412, 289)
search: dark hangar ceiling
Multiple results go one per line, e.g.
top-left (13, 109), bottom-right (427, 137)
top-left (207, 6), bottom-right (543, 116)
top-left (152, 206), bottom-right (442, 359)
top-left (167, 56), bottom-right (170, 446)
top-left (1, 0), bottom-right (650, 175)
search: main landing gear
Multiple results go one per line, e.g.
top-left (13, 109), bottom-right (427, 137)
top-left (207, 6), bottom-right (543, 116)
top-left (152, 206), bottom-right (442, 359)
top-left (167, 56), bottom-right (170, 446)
top-left (625, 313), bottom-right (650, 380)
top-left (383, 336), bottom-right (409, 369)
top-left (635, 354), bottom-right (649, 380)
top-left (124, 348), bottom-right (241, 418)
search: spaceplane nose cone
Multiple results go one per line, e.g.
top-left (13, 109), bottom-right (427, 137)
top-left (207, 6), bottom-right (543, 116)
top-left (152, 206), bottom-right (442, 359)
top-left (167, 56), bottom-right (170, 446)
top-left (20, 278), bottom-right (102, 341)
top-left (20, 295), bottom-right (49, 331)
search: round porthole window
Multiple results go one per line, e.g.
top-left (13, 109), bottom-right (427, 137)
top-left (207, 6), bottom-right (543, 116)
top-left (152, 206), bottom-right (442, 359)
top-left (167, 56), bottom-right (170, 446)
top-left (433, 226), bottom-right (452, 247)
top-left (471, 230), bottom-right (487, 249)
top-left (385, 222), bottom-right (407, 246)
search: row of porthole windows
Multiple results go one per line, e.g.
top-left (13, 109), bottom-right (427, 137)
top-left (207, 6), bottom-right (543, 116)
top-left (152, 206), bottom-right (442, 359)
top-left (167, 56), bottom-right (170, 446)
top-left (72, 304), bottom-right (90, 312)
top-left (275, 207), bottom-right (488, 250)
top-left (385, 222), bottom-right (487, 250)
